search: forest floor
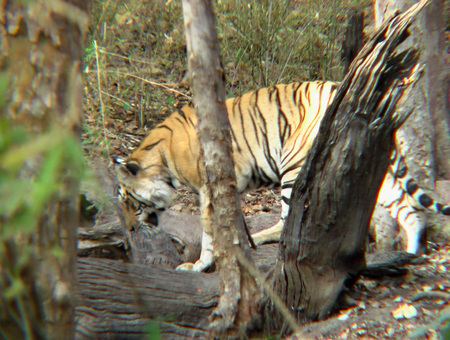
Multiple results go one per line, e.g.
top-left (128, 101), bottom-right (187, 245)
top-left (297, 245), bottom-right (450, 339)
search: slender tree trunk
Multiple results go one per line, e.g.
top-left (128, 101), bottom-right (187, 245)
top-left (0, 1), bottom-right (88, 338)
top-left (341, 8), bottom-right (364, 75)
top-left (375, 0), bottom-right (450, 181)
top-left (181, 0), bottom-right (261, 336)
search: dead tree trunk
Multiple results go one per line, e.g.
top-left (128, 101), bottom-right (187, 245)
top-left (181, 0), bottom-right (261, 336)
top-left (0, 1), bottom-right (88, 338)
top-left (375, 0), bottom-right (450, 181)
top-left (263, 1), bottom-right (427, 333)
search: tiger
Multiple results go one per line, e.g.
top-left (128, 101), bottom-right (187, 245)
top-left (115, 81), bottom-right (450, 272)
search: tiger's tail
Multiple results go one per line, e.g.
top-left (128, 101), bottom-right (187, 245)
top-left (390, 150), bottom-right (450, 216)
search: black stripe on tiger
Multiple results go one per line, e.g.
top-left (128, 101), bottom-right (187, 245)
top-left (237, 95), bottom-right (261, 172)
top-left (296, 85), bottom-right (307, 122)
top-left (383, 190), bottom-right (406, 210)
top-left (280, 157), bottom-right (306, 177)
top-left (304, 83), bottom-right (311, 104)
top-left (176, 107), bottom-right (187, 119)
top-left (405, 179), bottom-right (418, 195)
top-left (248, 104), bottom-right (260, 145)
top-left (282, 196), bottom-right (290, 205)
top-left (395, 162), bottom-right (407, 178)
top-left (281, 183), bottom-right (295, 189)
top-left (143, 140), bottom-right (163, 151)
top-left (276, 88), bottom-right (290, 144)
top-left (292, 82), bottom-right (301, 109)
top-left (158, 125), bottom-right (173, 134)
top-left (174, 116), bottom-right (185, 126)
top-left (260, 88), bottom-right (280, 178)
top-left (418, 194), bottom-right (433, 209)
top-left (229, 127), bottom-right (241, 152)
top-left (254, 90), bottom-right (276, 178)
top-left (329, 82), bottom-right (338, 93)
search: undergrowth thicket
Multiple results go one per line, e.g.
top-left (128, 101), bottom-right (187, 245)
top-left (84, 0), bottom-right (371, 159)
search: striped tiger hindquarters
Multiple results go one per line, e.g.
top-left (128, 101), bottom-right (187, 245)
top-left (374, 150), bottom-right (450, 254)
top-left (116, 81), bottom-right (450, 272)
top-left (251, 147), bottom-right (450, 254)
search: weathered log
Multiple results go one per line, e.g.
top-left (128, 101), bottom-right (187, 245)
top-left (76, 258), bottom-right (217, 339)
top-left (75, 249), bottom-right (415, 339)
top-left (78, 211), bottom-right (280, 271)
top-left (75, 209), bottom-right (415, 339)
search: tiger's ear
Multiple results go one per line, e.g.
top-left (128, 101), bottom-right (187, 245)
top-left (115, 158), bottom-right (141, 178)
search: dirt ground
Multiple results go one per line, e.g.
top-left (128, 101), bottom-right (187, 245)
top-left (297, 246), bottom-right (450, 339)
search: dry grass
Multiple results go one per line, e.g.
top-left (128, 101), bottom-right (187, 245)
top-left (83, 0), bottom-right (371, 161)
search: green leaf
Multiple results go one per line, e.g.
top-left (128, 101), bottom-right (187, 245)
top-left (1, 130), bottom-right (64, 170)
top-left (0, 122), bottom-right (29, 155)
top-left (2, 212), bottom-right (35, 238)
top-left (144, 321), bottom-right (161, 340)
top-left (4, 277), bottom-right (25, 300)
top-left (234, 47), bottom-right (244, 66)
top-left (0, 178), bottom-right (30, 216)
top-left (167, 96), bottom-right (175, 107)
top-left (29, 145), bottom-right (64, 215)
top-left (64, 135), bottom-right (86, 179)
top-left (0, 71), bottom-right (10, 109)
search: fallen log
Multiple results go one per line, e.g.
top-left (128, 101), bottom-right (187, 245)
top-left (75, 210), bottom-right (415, 339)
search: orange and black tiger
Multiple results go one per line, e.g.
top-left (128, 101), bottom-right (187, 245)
top-left (116, 81), bottom-right (450, 271)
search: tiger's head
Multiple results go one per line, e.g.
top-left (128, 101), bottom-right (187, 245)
top-left (114, 156), bottom-right (177, 227)
top-left (114, 107), bottom-right (198, 228)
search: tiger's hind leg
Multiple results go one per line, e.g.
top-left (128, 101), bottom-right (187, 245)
top-left (251, 218), bottom-right (285, 245)
top-left (370, 203), bottom-right (399, 252)
top-left (251, 180), bottom-right (293, 245)
top-left (377, 172), bottom-right (426, 254)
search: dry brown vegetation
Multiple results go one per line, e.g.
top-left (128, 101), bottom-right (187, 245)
top-left (83, 0), bottom-right (371, 163)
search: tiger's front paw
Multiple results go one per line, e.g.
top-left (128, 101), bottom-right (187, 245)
top-left (176, 259), bottom-right (209, 272)
top-left (176, 262), bottom-right (195, 271)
